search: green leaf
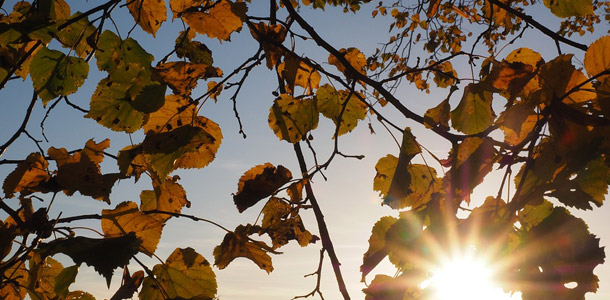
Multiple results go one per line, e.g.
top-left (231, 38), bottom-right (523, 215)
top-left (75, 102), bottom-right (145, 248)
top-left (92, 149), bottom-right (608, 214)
top-left (95, 30), bottom-right (153, 73)
top-left (139, 247), bottom-right (217, 300)
top-left (37, 234), bottom-right (141, 287)
top-left (126, 0), bottom-right (167, 36)
top-left (86, 78), bottom-right (147, 133)
top-left (543, 0), bottom-right (593, 18)
top-left (30, 47), bottom-right (89, 105)
top-left (424, 98), bottom-right (450, 129)
top-left (54, 265), bottom-right (78, 299)
top-left (361, 216), bottom-right (398, 280)
top-left (175, 30), bottom-right (214, 65)
top-left (518, 198), bottom-right (553, 231)
top-left (56, 12), bottom-right (96, 58)
top-left (450, 83), bottom-right (495, 134)
top-left (268, 94), bottom-right (319, 143)
top-left (233, 163), bottom-right (292, 213)
top-left (214, 225), bottom-right (274, 273)
top-left (102, 201), bottom-right (165, 256)
top-left (316, 84), bottom-right (367, 136)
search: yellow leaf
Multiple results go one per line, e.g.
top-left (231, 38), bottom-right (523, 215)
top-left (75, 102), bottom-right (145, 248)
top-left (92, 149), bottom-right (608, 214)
top-left (140, 177), bottom-right (191, 222)
top-left (505, 48), bottom-right (543, 68)
top-left (328, 47), bottom-right (367, 76)
top-left (207, 81), bottom-right (223, 101)
top-left (183, 0), bottom-right (247, 41)
top-left (250, 22), bottom-right (287, 69)
top-left (170, 0), bottom-right (204, 19)
top-left (268, 94), bottom-right (318, 143)
top-left (316, 84), bottom-right (367, 136)
top-left (539, 55), bottom-right (596, 105)
top-left (126, 0), bottom-right (167, 36)
top-left (154, 61), bottom-right (222, 96)
top-left (584, 36), bottom-right (610, 81)
top-left (233, 163), bottom-right (292, 213)
top-left (278, 55), bottom-right (320, 94)
top-left (102, 201), bottom-right (164, 256)
top-left (543, 0), bottom-right (593, 18)
top-left (450, 83), bottom-right (496, 134)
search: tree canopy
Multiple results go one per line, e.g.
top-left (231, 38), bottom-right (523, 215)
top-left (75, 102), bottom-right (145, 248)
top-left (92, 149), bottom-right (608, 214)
top-left (1, 0), bottom-right (610, 299)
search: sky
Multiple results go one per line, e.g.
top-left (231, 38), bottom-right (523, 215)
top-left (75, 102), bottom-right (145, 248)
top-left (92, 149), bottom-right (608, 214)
top-left (1, 1), bottom-right (609, 300)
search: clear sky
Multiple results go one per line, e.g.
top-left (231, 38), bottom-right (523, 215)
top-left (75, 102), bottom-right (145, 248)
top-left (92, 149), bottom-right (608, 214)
top-left (0, 1), bottom-right (609, 300)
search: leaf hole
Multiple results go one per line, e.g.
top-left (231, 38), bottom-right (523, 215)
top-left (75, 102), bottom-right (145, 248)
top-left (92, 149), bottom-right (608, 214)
top-left (564, 282), bottom-right (578, 289)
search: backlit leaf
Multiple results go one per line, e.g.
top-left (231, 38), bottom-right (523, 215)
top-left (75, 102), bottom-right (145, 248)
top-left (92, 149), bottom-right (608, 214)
top-left (86, 78), bottom-right (147, 133)
top-left (424, 98), bottom-right (450, 129)
top-left (139, 247), bottom-right (217, 300)
top-left (140, 177), bottom-right (190, 222)
top-left (37, 234), bottom-right (141, 287)
top-left (102, 201), bottom-right (165, 256)
top-left (278, 56), bottom-right (321, 94)
top-left (3, 152), bottom-right (50, 198)
top-left (154, 61), bottom-right (222, 96)
top-left (432, 61), bottom-right (457, 88)
top-left (28, 255), bottom-right (63, 300)
top-left (0, 262), bottom-right (28, 300)
top-left (95, 30), bottom-right (153, 73)
top-left (214, 225), bottom-right (274, 273)
top-left (505, 47), bottom-right (543, 69)
top-left (543, 0), bottom-right (593, 18)
top-left (584, 36), bottom-right (610, 81)
top-left (56, 12), bottom-right (96, 58)
top-left (268, 94), bottom-right (319, 143)
top-left (518, 198), bottom-right (553, 230)
top-left (126, 0), bottom-right (167, 36)
top-left (170, 0), bottom-right (204, 18)
top-left (175, 30), bottom-right (214, 65)
top-left (250, 22), bottom-right (287, 69)
top-left (66, 291), bottom-right (96, 300)
top-left (30, 47), bottom-right (88, 105)
top-left (316, 84), bottom-right (367, 135)
top-left (183, 0), bottom-right (247, 41)
top-left (328, 47), bottom-right (367, 76)
top-left (451, 83), bottom-right (495, 134)
top-left (539, 55), bottom-right (596, 105)
top-left (259, 197), bottom-right (314, 249)
top-left (54, 265), bottom-right (78, 299)
top-left (233, 163), bottom-right (292, 213)
top-left (444, 137), bottom-right (495, 202)
top-left (497, 103), bottom-right (539, 146)
top-left (361, 216), bottom-right (398, 280)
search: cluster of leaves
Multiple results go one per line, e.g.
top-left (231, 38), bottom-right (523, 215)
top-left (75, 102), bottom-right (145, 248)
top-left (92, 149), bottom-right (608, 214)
top-left (0, 0), bottom-right (609, 299)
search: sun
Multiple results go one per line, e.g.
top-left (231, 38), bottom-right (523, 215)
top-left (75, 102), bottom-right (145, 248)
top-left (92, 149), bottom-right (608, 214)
top-left (421, 248), bottom-right (521, 300)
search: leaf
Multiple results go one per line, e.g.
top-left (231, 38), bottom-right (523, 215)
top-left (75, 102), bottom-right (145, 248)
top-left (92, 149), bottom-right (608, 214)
top-left (48, 139), bottom-right (120, 203)
top-left (385, 128), bottom-right (422, 207)
top-left (126, 0), bottom-right (167, 36)
top-left (518, 198), bottom-right (553, 231)
top-left (505, 47), bottom-right (543, 69)
top-left (316, 84), bottom-right (367, 135)
top-left (154, 61), bottom-right (222, 96)
top-left (214, 225), bottom-right (274, 273)
top-left (140, 177), bottom-right (191, 222)
top-left (485, 60), bottom-right (535, 94)
top-left (170, 0), bottom-right (204, 18)
top-left (510, 208), bottom-right (605, 299)
top-left (497, 103), bottom-right (539, 146)
top-left (183, 0), bottom-right (247, 41)
top-left (86, 78), bottom-right (147, 133)
top-left (28, 255), bottom-right (63, 300)
top-left (328, 47), bottom-right (367, 76)
top-left (424, 98), bottom-right (450, 129)
top-left (548, 157), bottom-right (609, 209)
top-left (0, 262), bottom-right (28, 300)
top-left (102, 201), bottom-right (165, 256)
top-left (139, 247), bottom-right (217, 300)
top-left (3, 152), bottom-right (50, 198)
top-left (54, 265), bottom-right (78, 299)
top-left (30, 47), bottom-right (88, 105)
top-left (432, 61), bottom-right (457, 88)
top-left (37, 234), bottom-right (141, 287)
top-left (450, 83), bottom-right (495, 134)
top-left (95, 30), bottom-right (153, 73)
top-left (207, 81), bottom-right (223, 101)
top-left (543, 0), bottom-right (593, 18)
top-left (250, 22), bottom-right (287, 69)
top-left (278, 55), bottom-right (321, 94)
top-left (539, 55), bottom-right (596, 105)
top-left (175, 30), bottom-right (213, 64)
top-left (259, 197), bottom-right (314, 249)
top-left (444, 137), bottom-right (495, 202)
top-left (268, 94), bottom-right (319, 143)
top-left (361, 216), bottom-right (398, 281)
top-left (56, 12), bottom-right (96, 58)
top-left (584, 35), bottom-right (610, 81)
top-left (65, 291), bottom-right (96, 300)
top-left (233, 163), bottom-right (292, 213)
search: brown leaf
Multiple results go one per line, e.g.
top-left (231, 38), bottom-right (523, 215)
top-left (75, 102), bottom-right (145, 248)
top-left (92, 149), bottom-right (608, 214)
top-left (3, 153), bottom-right (50, 198)
top-left (126, 0), bottom-right (167, 36)
top-left (233, 163), bottom-right (292, 213)
top-left (183, 0), bottom-right (247, 41)
top-left (214, 225), bottom-right (274, 273)
top-left (154, 61), bottom-right (222, 96)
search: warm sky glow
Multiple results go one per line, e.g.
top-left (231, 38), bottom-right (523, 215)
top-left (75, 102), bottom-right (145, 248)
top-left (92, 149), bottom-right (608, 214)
top-left (423, 251), bottom-right (521, 300)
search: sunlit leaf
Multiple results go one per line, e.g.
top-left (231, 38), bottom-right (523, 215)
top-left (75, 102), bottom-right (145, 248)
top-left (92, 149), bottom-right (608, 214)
top-left (316, 84), bottom-right (367, 135)
top-left (233, 163), bottom-right (292, 213)
top-left (361, 216), bottom-right (398, 280)
top-left (214, 225), bottom-right (274, 273)
top-left (584, 35), bottom-right (610, 81)
top-left (56, 12), bottom-right (96, 58)
top-left (54, 265), bottom-right (78, 299)
top-left (30, 47), bottom-right (88, 105)
top-left (424, 98), bottom-right (450, 129)
top-left (432, 61), bottom-right (457, 88)
top-left (543, 0), bottom-right (593, 18)
top-left (539, 55), bottom-right (596, 105)
top-left (126, 0), bottom-right (167, 36)
top-left (3, 152), bottom-right (50, 198)
top-left (37, 234), bottom-right (141, 287)
top-left (451, 83), bottom-right (495, 134)
top-left (154, 61), bottom-right (222, 96)
top-left (444, 137), bottom-right (495, 202)
top-left (140, 176), bottom-right (191, 222)
top-left (183, 0), bottom-right (247, 41)
top-left (175, 30), bottom-right (214, 64)
top-left (139, 247), bottom-right (217, 300)
top-left (86, 78), bottom-right (147, 133)
top-left (278, 56), bottom-right (321, 94)
top-left (170, 0), bottom-right (204, 19)
top-left (328, 47), bottom-right (367, 76)
top-left (259, 197), bottom-right (314, 249)
top-left (497, 103), bottom-right (539, 146)
top-left (95, 30), bottom-right (153, 73)
top-left (0, 261), bottom-right (28, 300)
top-left (518, 198), bottom-right (553, 231)
top-left (102, 201), bottom-right (165, 256)
top-left (250, 22), bottom-right (287, 69)
top-left (28, 255), bottom-right (63, 300)
top-left (268, 94), bottom-right (318, 143)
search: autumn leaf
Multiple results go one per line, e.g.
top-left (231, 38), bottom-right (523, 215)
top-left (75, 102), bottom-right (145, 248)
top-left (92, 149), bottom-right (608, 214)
top-left (3, 152), bottom-right (50, 198)
top-left (328, 47), bottom-right (367, 76)
top-left (361, 216), bottom-right (398, 281)
top-left (0, 260), bottom-right (28, 300)
top-left (183, 0), bottom-right (247, 41)
top-left (95, 30), bottom-right (154, 73)
top-left (56, 12), bottom-right (96, 58)
top-left (139, 247), bottom-right (217, 300)
top-left (140, 177), bottom-right (191, 222)
top-left (250, 22), bottom-right (287, 69)
top-left (29, 47), bottom-right (88, 105)
top-left (175, 30), bottom-right (214, 65)
top-left (444, 137), bottom-right (495, 202)
top-left (28, 255), bottom-right (64, 300)
top-left (86, 78), bottom-right (148, 133)
top-left (214, 225), bottom-right (274, 273)
top-left (102, 201), bottom-right (165, 256)
top-left (538, 55), bottom-right (596, 105)
top-left (170, 0), bottom-right (204, 19)
top-left (584, 35), bottom-right (610, 81)
top-left (37, 234), bottom-right (141, 287)
top-left (233, 163), bottom-right (292, 212)
top-left (424, 98), bottom-right (450, 129)
top-left (451, 83), bottom-right (495, 134)
top-left (518, 198), bottom-right (553, 231)
top-left (268, 94), bottom-right (319, 143)
top-left (154, 61), bottom-right (222, 96)
top-left (278, 55), bottom-right (321, 94)
top-left (432, 61), bottom-right (457, 88)
top-left (126, 0), bottom-right (167, 36)
top-left (316, 84), bottom-right (367, 136)
top-left (543, 0), bottom-right (593, 18)
top-left (259, 197), bottom-right (314, 249)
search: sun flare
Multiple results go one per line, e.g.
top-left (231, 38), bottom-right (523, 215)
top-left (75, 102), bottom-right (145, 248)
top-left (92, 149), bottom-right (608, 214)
top-left (422, 251), bottom-right (520, 300)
